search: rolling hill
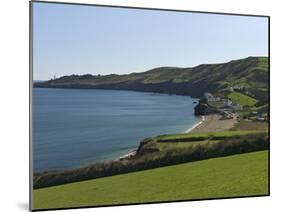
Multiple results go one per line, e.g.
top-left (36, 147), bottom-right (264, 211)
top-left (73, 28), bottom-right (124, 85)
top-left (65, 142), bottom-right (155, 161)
top-left (34, 56), bottom-right (268, 102)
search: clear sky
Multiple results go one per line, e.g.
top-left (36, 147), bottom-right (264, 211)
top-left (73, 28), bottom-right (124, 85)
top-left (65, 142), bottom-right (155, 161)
top-left (33, 2), bottom-right (268, 80)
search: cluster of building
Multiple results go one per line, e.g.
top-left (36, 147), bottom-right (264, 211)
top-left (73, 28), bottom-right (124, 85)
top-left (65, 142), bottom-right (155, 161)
top-left (203, 92), bottom-right (243, 119)
top-left (203, 92), bottom-right (267, 121)
top-left (203, 93), bottom-right (221, 102)
top-left (251, 111), bottom-right (267, 121)
top-left (204, 93), bottom-right (243, 111)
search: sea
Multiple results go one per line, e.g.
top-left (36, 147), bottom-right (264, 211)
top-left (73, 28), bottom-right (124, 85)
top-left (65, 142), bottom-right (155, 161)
top-left (33, 88), bottom-right (200, 172)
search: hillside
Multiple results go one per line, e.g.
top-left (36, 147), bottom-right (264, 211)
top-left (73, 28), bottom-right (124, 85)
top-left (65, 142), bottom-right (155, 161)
top-left (33, 151), bottom-right (268, 210)
top-left (34, 57), bottom-right (268, 101)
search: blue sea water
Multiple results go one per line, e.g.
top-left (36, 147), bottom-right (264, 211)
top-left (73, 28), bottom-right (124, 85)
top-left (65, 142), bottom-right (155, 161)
top-left (33, 88), bottom-right (200, 172)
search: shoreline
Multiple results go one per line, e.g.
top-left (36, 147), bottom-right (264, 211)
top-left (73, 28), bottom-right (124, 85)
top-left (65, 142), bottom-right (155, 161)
top-left (36, 113), bottom-right (239, 172)
top-left (119, 149), bottom-right (137, 160)
top-left (185, 116), bottom-right (205, 133)
top-left (190, 114), bottom-right (238, 133)
top-left (117, 114), bottom-right (237, 161)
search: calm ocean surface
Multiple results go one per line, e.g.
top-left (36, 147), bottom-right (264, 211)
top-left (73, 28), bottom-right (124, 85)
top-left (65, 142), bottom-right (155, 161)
top-left (33, 88), bottom-right (200, 172)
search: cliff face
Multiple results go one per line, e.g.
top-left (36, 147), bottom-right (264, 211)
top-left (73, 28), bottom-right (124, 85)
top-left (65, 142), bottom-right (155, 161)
top-left (34, 56), bottom-right (268, 104)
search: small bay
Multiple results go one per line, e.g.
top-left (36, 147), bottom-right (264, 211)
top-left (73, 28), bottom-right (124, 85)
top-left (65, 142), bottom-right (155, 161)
top-left (33, 88), bottom-right (200, 172)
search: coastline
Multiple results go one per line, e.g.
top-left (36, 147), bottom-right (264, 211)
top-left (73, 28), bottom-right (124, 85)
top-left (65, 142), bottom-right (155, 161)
top-left (119, 149), bottom-right (137, 160)
top-left (185, 116), bottom-right (205, 133)
top-left (190, 114), bottom-right (237, 133)
top-left (118, 116), bottom-right (205, 160)
top-left (118, 114), bottom-right (237, 160)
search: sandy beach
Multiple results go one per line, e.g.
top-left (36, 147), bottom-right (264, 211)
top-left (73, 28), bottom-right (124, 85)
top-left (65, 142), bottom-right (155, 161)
top-left (190, 114), bottom-right (238, 133)
top-left (119, 149), bottom-right (137, 160)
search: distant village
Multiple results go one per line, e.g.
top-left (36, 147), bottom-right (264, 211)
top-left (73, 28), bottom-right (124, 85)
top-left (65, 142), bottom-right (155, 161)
top-left (202, 92), bottom-right (267, 121)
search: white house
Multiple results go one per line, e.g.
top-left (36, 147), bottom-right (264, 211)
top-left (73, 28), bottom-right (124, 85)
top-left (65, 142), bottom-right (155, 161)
top-left (204, 93), bottom-right (220, 102)
top-left (224, 99), bottom-right (233, 107)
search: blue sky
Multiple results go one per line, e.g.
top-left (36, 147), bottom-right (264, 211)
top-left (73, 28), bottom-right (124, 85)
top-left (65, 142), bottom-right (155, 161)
top-left (33, 2), bottom-right (268, 80)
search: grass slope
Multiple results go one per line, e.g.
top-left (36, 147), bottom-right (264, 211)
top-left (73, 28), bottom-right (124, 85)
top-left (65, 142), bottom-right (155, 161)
top-left (156, 130), bottom-right (264, 141)
top-left (33, 151), bottom-right (268, 210)
top-left (228, 91), bottom-right (258, 107)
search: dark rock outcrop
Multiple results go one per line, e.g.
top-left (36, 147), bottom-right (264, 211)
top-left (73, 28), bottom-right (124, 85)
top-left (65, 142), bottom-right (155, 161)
top-left (194, 102), bottom-right (213, 115)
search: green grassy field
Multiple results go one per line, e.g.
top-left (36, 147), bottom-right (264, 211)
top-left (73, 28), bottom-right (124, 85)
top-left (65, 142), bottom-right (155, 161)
top-left (33, 151), bottom-right (268, 210)
top-left (157, 139), bottom-right (221, 151)
top-left (232, 120), bottom-right (268, 131)
top-left (155, 131), bottom-right (267, 152)
top-left (156, 130), bottom-right (265, 141)
top-left (227, 91), bottom-right (258, 107)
